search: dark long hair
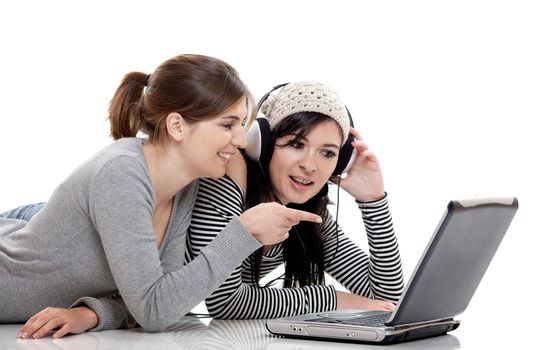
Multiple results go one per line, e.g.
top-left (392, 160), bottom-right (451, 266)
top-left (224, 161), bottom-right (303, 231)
top-left (245, 112), bottom-right (336, 288)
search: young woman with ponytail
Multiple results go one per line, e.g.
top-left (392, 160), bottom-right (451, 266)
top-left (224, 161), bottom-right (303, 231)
top-left (0, 55), bottom-right (322, 338)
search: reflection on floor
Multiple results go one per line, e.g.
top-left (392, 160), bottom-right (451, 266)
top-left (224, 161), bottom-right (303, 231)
top-left (0, 316), bottom-right (461, 350)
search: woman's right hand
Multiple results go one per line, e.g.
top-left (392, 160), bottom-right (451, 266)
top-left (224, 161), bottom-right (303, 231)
top-left (239, 202), bottom-right (322, 245)
top-left (336, 291), bottom-right (395, 311)
top-left (17, 306), bottom-right (98, 339)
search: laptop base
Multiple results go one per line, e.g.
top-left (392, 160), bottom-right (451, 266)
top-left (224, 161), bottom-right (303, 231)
top-left (266, 319), bottom-right (460, 345)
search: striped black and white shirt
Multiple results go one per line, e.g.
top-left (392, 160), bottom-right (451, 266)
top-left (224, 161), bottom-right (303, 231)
top-left (188, 176), bottom-right (404, 319)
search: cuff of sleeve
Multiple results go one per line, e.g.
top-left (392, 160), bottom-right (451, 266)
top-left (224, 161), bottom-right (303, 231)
top-left (305, 284), bottom-right (337, 314)
top-left (356, 192), bottom-right (388, 209)
top-left (71, 297), bottom-right (127, 332)
top-left (205, 216), bottom-right (262, 270)
top-left (326, 285), bottom-right (338, 312)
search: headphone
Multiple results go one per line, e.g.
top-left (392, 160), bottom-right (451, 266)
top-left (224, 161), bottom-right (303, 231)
top-left (245, 83), bottom-right (357, 176)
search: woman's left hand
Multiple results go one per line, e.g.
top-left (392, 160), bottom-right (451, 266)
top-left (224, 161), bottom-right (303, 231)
top-left (330, 127), bottom-right (385, 202)
top-left (17, 306), bottom-right (98, 339)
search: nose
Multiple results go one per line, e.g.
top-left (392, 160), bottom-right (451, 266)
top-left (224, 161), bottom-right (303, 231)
top-left (298, 153), bottom-right (317, 173)
top-left (232, 127), bottom-right (247, 149)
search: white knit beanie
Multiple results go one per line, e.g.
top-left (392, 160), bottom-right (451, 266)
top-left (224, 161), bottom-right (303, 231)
top-left (260, 82), bottom-right (350, 144)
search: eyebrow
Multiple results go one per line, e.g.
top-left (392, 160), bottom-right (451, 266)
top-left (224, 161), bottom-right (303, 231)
top-left (287, 135), bottom-right (341, 149)
top-left (219, 115), bottom-right (242, 121)
top-left (220, 115), bottom-right (249, 123)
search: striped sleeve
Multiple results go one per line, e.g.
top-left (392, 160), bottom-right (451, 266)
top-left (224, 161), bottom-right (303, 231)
top-left (188, 176), bottom-right (245, 257)
top-left (189, 177), bottom-right (337, 319)
top-left (206, 273), bottom-right (336, 319)
top-left (323, 194), bottom-right (404, 302)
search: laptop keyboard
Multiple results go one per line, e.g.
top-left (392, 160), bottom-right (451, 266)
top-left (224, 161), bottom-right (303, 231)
top-left (308, 311), bottom-right (392, 327)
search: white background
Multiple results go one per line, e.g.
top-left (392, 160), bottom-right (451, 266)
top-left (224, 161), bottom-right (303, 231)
top-left (1, 0), bottom-right (541, 344)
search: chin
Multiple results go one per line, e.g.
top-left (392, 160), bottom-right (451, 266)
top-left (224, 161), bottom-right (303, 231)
top-left (287, 193), bottom-right (316, 205)
top-left (211, 172), bottom-right (227, 179)
top-left (205, 167), bottom-right (226, 179)
top-left (290, 199), bottom-right (307, 205)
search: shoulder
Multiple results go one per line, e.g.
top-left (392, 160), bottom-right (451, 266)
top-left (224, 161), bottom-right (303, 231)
top-left (54, 138), bottom-right (149, 198)
top-left (85, 138), bottom-right (147, 174)
top-left (198, 176), bottom-right (243, 208)
top-left (88, 141), bottom-right (151, 198)
top-left (94, 154), bottom-right (148, 186)
top-left (95, 138), bottom-right (147, 174)
top-left (319, 210), bottom-right (338, 239)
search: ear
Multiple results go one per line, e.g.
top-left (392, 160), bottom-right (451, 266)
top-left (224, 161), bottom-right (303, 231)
top-left (165, 112), bottom-right (184, 142)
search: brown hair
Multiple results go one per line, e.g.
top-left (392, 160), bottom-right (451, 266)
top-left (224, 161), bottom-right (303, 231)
top-left (108, 54), bottom-right (254, 141)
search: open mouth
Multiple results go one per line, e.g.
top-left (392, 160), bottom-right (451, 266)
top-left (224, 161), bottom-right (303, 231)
top-left (218, 152), bottom-right (231, 163)
top-left (289, 176), bottom-right (314, 188)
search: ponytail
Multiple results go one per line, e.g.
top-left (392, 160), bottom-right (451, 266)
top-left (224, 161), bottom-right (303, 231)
top-left (108, 72), bottom-right (148, 140)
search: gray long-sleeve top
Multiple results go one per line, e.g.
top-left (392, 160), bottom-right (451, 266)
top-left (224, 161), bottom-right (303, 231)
top-left (0, 138), bottom-right (261, 331)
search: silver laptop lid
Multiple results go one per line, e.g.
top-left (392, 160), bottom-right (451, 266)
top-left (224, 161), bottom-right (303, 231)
top-left (387, 197), bottom-right (518, 326)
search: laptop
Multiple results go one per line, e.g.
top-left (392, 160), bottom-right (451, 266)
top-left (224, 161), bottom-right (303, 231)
top-left (266, 197), bottom-right (518, 344)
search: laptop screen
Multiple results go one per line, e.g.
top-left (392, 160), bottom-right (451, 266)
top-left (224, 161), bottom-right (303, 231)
top-left (387, 198), bottom-right (518, 325)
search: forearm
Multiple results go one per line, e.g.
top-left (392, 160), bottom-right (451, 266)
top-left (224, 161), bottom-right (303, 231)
top-left (358, 195), bottom-right (404, 301)
top-left (133, 218), bottom-right (261, 331)
top-left (71, 295), bottom-right (137, 331)
top-left (323, 195), bottom-right (403, 302)
top-left (206, 268), bottom-right (337, 319)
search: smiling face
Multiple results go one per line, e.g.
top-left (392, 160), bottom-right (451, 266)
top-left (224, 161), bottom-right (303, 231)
top-left (182, 97), bottom-right (248, 179)
top-left (268, 118), bottom-right (343, 204)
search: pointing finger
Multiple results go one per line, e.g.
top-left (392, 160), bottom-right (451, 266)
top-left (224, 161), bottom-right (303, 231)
top-left (286, 208), bottom-right (322, 224)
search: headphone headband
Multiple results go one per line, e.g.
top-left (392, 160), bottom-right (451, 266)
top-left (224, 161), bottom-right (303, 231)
top-left (255, 83), bottom-right (288, 111)
top-left (247, 82), bottom-right (357, 176)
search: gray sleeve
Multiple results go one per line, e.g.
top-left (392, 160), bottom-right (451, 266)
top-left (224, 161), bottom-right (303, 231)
top-left (71, 295), bottom-right (137, 331)
top-left (88, 157), bottom-right (261, 331)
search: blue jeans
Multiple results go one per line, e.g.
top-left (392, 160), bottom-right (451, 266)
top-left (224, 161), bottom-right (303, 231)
top-left (0, 202), bottom-right (45, 221)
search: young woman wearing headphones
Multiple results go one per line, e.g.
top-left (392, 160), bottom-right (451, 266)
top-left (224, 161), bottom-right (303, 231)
top-left (188, 81), bottom-right (404, 319)
top-left (0, 58), bottom-right (322, 338)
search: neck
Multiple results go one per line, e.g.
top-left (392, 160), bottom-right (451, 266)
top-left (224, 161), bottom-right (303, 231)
top-left (268, 184), bottom-right (288, 205)
top-left (143, 141), bottom-right (195, 206)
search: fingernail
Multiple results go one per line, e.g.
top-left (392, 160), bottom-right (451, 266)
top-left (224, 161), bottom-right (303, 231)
top-left (316, 217), bottom-right (322, 223)
top-left (21, 332), bottom-right (28, 339)
top-left (16, 332), bottom-right (21, 338)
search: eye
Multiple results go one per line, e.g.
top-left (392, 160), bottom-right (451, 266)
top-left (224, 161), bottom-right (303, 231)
top-left (222, 123), bottom-right (234, 130)
top-left (321, 150), bottom-right (337, 158)
top-left (289, 141), bottom-right (305, 149)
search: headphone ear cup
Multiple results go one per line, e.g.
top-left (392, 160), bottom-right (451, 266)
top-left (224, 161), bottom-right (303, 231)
top-left (245, 118), bottom-right (272, 163)
top-left (332, 133), bottom-right (357, 176)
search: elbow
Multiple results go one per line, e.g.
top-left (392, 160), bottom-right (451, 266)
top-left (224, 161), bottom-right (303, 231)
top-left (206, 302), bottom-right (233, 320)
top-left (136, 312), bottom-right (175, 333)
top-left (138, 319), bottom-right (168, 333)
top-left (135, 297), bottom-right (195, 332)
top-left (206, 307), bottom-right (227, 320)
top-left (207, 308), bottom-right (220, 319)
